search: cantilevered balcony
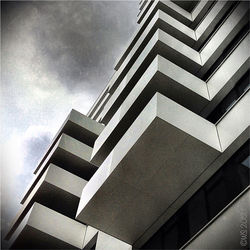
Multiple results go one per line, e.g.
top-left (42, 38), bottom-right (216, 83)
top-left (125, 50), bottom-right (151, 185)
top-left (9, 203), bottom-right (86, 249)
top-left (77, 91), bottom-right (249, 244)
top-left (6, 164), bottom-right (87, 241)
top-left (34, 109), bottom-right (104, 174)
top-left (92, 33), bottom-right (249, 165)
top-left (76, 93), bottom-right (222, 243)
top-left (21, 133), bottom-right (97, 205)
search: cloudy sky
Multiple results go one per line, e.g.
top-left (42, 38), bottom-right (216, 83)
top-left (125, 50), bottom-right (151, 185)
top-left (1, 0), bottom-right (138, 245)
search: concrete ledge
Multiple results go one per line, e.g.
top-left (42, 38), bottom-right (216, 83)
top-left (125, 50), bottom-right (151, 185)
top-left (115, 9), bottom-right (196, 71)
top-left (109, 28), bottom-right (201, 97)
top-left (172, 1), bottom-right (199, 13)
top-left (9, 203), bottom-right (86, 249)
top-left (107, 10), bottom-right (247, 118)
top-left (189, 0), bottom-right (214, 29)
top-left (91, 92), bottom-right (111, 120)
top-left (83, 226), bottom-right (98, 249)
top-left (217, 90), bottom-right (250, 151)
top-left (34, 109), bottom-right (104, 174)
top-left (92, 34), bottom-right (248, 165)
top-left (21, 133), bottom-right (97, 205)
top-left (194, 1), bottom-right (235, 50)
top-left (139, 0), bottom-right (148, 11)
top-left (198, 2), bottom-right (249, 76)
top-left (138, 0), bottom-right (192, 26)
top-left (96, 231), bottom-right (132, 250)
top-left (6, 164), bottom-right (87, 241)
top-left (76, 93), bottom-right (221, 244)
top-left (114, 1), bottom-right (235, 73)
top-left (182, 187), bottom-right (250, 250)
top-left (201, 34), bottom-right (249, 117)
top-left (87, 85), bottom-right (109, 117)
top-left (92, 56), bottom-right (208, 165)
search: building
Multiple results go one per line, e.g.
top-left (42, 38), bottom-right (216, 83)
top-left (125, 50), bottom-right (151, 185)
top-left (5, 0), bottom-right (250, 249)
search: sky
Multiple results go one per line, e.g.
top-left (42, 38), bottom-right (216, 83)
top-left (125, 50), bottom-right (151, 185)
top-left (1, 0), bottom-right (138, 245)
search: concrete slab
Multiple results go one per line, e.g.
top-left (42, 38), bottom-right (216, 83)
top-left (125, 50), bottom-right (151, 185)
top-left (172, 1), bottom-right (199, 13)
top-left (91, 92), bottom-right (111, 120)
top-left (96, 231), bottom-right (132, 250)
top-left (9, 203), bottom-right (86, 249)
top-left (5, 164), bottom-right (87, 241)
top-left (194, 1), bottom-right (235, 50)
top-left (34, 109), bottom-right (104, 174)
top-left (138, 0), bottom-right (192, 26)
top-left (83, 226), bottom-right (98, 249)
top-left (87, 85), bottom-right (110, 117)
top-left (21, 133), bottom-right (97, 205)
top-left (76, 93), bottom-right (221, 244)
top-left (115, 8), bottom-right (196, 71)
top-left (201, 33), bottom-right (249, 117)
top-left (92, 56), bottom-right (208, 165)
top-left (198, 1), bottom-right (249, 76)
top-left (92, 35), bottom-right (248, 165)
top-left (115, 1), bottom-right (235, 73)
top-left (108, 28), bottom-right (201, 96)
top-left (217, 91), bottom-right (250, 151)
top-left (189, 0), bottom-right (214, 29)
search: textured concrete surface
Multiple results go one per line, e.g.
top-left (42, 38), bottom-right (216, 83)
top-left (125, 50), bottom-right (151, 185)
top-left (10, 203), bottom-right (86, 249)
top-left (22, 133), bottom-right (97, 205)
top-left (134, 127), bottom-right (249, 247)
top-left (83, 226), bottom-right (98, 249)
top-left (34, 109), bottom-right (104, 174)
top-left (77, 93), bottom-right (222, 243)
top-left (96, 232), bottom-right (132, 250)
top-left (6, 164), bottom-right (87, 240)
top-left (92, 33), bottom-right (248, 165)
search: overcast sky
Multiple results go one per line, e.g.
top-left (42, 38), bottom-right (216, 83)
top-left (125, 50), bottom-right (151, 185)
top-left (1, 0), bottom-right (138, 245)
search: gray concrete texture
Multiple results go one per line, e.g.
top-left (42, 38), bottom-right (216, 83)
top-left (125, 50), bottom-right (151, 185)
top-left (9, 203), bottom-right (86, 249)
top-left (77, 91), bottom-right (249, 243)
top-left (21, 133), bottom-right (97, 206)
top-left (6, 164), bottom-right (87, 241)
top-left (91, 33), bottom-right (249, 165)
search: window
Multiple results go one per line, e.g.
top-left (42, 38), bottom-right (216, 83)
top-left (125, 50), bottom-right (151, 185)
top-left (141, 141), bottom-right (249, 249)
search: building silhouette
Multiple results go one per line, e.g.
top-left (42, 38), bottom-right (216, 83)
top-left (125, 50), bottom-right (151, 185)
top-left (5, 1), bottom-right (250, 249)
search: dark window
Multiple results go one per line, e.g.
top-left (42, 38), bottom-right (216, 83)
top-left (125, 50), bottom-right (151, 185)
top-left (187, 189), bottom-right (208, 236)
top-left (90, 243), bottom-right (96, 250)
top-left (163, 223), bottom-right (179, 249)
top-left (141, 141), bottom-right (249, 249)
top-left (205, 174), bottom-right (228, 219)
top-left (143, 229), bottom-right (163, 249)
top-left (207, 70), bottom-right (250, 123)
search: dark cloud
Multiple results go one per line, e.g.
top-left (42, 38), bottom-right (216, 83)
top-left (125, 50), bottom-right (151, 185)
top-left (1, 1), bottom-right (138, 248)
top-left (2, 1), bottom-right (138, 94)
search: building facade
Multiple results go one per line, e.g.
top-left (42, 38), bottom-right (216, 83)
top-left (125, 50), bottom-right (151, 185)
top-left (5, 0), bottom-right (250, 249)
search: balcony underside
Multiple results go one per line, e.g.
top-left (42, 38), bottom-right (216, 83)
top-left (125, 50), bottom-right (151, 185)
top-left (6, 164), bottom-right (87, 241)
top-left (10, 203), bottom-right (86, 249)
top-left (76, 93), bottom-right (221, 244)
top-left (22, 134), bottom-right (97, 204)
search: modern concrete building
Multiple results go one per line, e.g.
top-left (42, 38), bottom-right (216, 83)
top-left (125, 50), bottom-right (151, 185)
top-left (5, 1), bottom-right (250, 249)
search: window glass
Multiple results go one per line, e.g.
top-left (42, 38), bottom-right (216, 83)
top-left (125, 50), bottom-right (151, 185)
top-left (187, 189), bottom-right (208, 236)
